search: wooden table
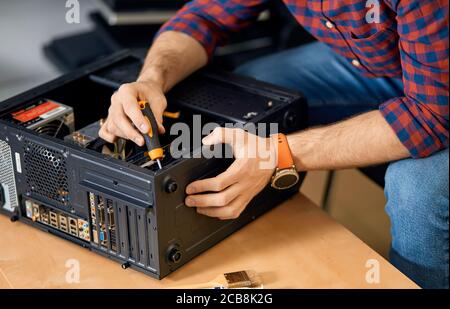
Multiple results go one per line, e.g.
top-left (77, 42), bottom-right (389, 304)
top-left (0, 194), bottom-right (417, 288)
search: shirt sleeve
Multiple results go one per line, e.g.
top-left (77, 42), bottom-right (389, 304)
top-left (379, 0), bottom-right (449, 158)
top-left (156, 0), bottom-right (271, 57)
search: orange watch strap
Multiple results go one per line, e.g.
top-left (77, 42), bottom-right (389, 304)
top-left (276, 133), bottom-right (294, 169)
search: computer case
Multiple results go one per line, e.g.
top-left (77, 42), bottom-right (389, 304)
top-left (0, 51), bottom-right (307, 279)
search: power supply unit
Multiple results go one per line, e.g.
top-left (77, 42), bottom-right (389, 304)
top-left (0, 51), bottom-right (307, 279)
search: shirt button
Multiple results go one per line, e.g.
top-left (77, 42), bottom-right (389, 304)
top-left (351, 59), bottom-right (361, 67)
top-left (325, 21), bottom-right (334, 29)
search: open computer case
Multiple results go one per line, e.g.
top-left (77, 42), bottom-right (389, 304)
top-left (0, 51), bottom-right (307, 279)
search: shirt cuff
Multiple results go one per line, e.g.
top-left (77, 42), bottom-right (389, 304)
top-left (379, 97), bottom-right (448, 158)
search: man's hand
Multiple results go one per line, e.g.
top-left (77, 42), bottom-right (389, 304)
top-left (99, 31), bottom-right (208, 146)
top-left (99, 80), bottom-right (167, 146)
top-left (185, 128), bottom-right (277, 220)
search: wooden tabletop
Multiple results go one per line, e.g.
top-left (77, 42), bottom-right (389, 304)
top-left (0, 193), bottom-right (417, 288)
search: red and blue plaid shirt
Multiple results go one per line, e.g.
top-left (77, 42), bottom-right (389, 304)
top-left (159, 0), bottom-right (449, 158)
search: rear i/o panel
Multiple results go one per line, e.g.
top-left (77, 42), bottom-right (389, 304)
top-left (0, 52), bottom-right (307, 279)
top-left (24, 199), bottom-right (89, 242)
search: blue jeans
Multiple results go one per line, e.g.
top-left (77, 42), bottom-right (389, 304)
top-left (236, 42), bottom-right (449, 289)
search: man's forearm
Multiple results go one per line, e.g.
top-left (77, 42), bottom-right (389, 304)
top-left (138, 31), bottom-right (208, 92)
top-left (287, 110), bottom-right (410, 171)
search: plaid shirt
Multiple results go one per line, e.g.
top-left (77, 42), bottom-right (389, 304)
top-left (159, 0), bottom-right (449, 158)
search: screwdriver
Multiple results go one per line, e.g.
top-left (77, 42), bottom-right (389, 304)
top-left (138, 100), bottom-right (163, 169)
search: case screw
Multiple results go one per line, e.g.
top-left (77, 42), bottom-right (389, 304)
top-left (283, 110), bottom-right (298, 129)
top-left (165, 179), bottom-right (178, 193)
top-left (121, 262), bottom-right (130, 269)
top-left (168, 248), bottom-right (182, 264)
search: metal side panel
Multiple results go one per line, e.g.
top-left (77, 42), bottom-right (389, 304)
top-left (0, 139), bottom-right (19, 214)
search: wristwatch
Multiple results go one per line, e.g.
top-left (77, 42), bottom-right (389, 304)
top-left (270, 133), bottom-right (300, 190)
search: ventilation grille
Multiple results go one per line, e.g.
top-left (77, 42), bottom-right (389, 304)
top-left (172, 82), bottom-right (268, 122)
top-left (182, 88), bottom-right (235, 108)
top-left (180, 86), bottom-right (236, 109)
top-left (0, 139), bottom-right (18, 212)
top-left (23, 141), bottom-right (69, 205)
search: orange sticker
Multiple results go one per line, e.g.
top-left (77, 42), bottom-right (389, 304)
top-left (12, 101), bottom-right (59, 123)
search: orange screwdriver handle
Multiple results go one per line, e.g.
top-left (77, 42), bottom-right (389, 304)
top-left (138, 101), bottom-right (163, 160)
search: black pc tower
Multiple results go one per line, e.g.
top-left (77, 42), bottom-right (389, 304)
top-left (0, 51), bottom-right (307, 279)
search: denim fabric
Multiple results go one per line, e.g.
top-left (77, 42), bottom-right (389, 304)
top-left (235, 42), bottom-right (449, 288)
top-left (385, 149), bottom-right (449, 289)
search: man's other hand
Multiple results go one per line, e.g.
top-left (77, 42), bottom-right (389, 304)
top-left (185, 128), bottom-right (277, 220)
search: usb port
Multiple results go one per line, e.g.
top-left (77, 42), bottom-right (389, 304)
top-left (49, 211), bottom-right (58, 228)
top-left (41, 211), bottom-right (49, 225)
top-left (58, 215), bottom-right (68, 232)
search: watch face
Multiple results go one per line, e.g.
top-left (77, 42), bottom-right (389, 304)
top-left (272, 172), bottom-right (299, 190)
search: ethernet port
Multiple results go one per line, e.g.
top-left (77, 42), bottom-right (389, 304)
top-left (68, 217), bottom-right (78, 237)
